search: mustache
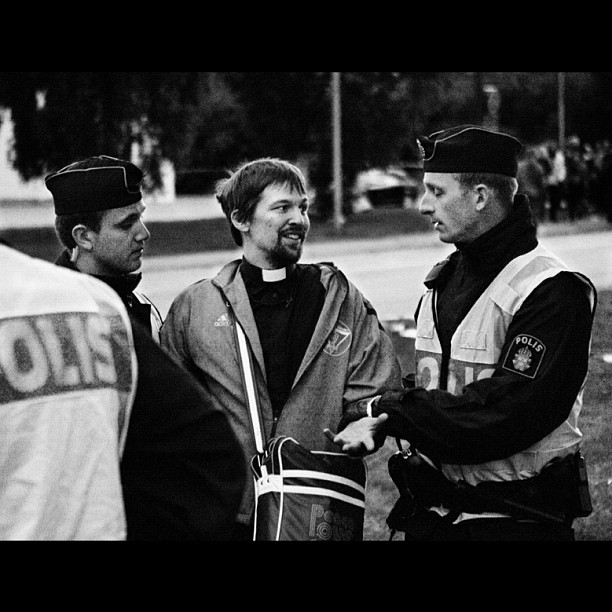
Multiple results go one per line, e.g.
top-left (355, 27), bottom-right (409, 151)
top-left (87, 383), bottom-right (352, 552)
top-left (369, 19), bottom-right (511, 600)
top-left (280, 226), bottom-right (307, 239)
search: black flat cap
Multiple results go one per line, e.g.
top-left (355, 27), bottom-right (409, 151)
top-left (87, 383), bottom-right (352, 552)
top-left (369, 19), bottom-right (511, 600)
top-left (417, 125), bottom-right (523, 178)
top-left (45, 155), bottom-right (144, 215)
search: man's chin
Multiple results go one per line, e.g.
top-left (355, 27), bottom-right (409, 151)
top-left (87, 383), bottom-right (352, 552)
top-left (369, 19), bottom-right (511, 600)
top-left (272, 245), bottom-right (302, 266)
top-left (436, 231), bottom-right (453, 244)
top-left (123, 263), bottom-right (142, 275)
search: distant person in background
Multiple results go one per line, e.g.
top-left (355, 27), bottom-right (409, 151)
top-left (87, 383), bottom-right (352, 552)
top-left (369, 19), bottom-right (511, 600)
top-left (582, 142), bottom-right (598, 209)
top-left (45, 156), bottom-right (163, 342)
top-left (595, 145), bottom-right (612, 223)
top-left (534, 145), bottom-right (553, 222)
top-left (517, 146), bottom-right (547, 227)
top-left (587, 140), bottom-right (609, 216)
top-left (1, 236), bottom-right (245, 541)
top-left (545, 143), bottom-right (567, 222)
top-left (564, 135), bottom-right (588, 221)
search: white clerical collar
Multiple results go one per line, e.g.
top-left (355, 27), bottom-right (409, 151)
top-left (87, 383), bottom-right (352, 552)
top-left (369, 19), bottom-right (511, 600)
top-left (262, 267), bottom-right (287, 282)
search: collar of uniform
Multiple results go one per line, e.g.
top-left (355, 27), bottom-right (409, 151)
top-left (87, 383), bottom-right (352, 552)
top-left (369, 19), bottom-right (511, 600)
top-left (93, 272), bottom-right (142, 297)
top-left (456, 194), bottom-right (538, 273)
top-left (55, 249), bottom-right (142, 290)
top-left (55, 249), bottom-right (142, 300)
top-left (55, 249), bottom-right (79, 271)
top-left (424, 255), bottom-right (455, 289)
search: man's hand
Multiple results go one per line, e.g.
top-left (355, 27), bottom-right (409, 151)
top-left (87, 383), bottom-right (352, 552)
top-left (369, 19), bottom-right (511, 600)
top-left (336, 398), bottom-right (371, 432)
top-left (337, 390), bottom-right (405, 432)
top-left (324, 414), bottom-right (389, 457)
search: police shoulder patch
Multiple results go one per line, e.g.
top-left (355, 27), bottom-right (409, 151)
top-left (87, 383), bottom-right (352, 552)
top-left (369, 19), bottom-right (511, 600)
top-left (502, 334), bottom-right (546, 379)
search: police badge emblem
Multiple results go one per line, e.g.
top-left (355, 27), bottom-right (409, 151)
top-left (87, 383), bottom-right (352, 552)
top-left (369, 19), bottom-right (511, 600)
top-left (502, 334), bottom-right (546, 379)
top-left (512, 347), bottom-right (532, 372)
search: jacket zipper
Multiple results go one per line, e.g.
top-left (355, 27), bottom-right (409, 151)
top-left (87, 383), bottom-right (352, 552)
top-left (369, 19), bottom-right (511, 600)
top-left (432, 288), bottom-right (449, 392)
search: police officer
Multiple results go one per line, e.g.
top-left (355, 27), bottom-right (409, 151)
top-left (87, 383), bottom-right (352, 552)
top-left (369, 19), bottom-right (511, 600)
top-left (1, 237), bottom-right (245, 540)
top-left (45, 155), bottom-right (163, 342)
top-left (1, 236), bottom-right (134, 539)
top-left (327, 125), bottom-right (597, 541)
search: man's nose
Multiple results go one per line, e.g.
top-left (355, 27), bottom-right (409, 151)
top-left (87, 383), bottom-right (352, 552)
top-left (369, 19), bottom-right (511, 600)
top-left (418, 193), bottom-right (433, 216)
top-left (290, 207), bottom-right (307, 225)
top-left (137, 220), bottom-right (151, 241)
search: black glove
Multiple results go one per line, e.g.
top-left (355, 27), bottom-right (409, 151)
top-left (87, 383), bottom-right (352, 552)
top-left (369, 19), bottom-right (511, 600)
top-left (374, 390), bottom-right (406, 417)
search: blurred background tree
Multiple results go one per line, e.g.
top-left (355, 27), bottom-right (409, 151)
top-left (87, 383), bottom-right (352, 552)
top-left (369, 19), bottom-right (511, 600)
top-left (1, 71), bottom-right (610, 217)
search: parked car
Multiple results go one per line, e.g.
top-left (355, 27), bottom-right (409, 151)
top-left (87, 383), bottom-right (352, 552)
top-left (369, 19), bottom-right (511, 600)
top-left (352, 165), bottom-right (423, 213)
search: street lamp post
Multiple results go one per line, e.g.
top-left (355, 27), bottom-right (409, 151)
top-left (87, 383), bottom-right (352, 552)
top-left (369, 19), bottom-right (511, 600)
top-left (331, 72), bottom-right (345, 232)
top-left (558, 71), bottom-right (566, 152)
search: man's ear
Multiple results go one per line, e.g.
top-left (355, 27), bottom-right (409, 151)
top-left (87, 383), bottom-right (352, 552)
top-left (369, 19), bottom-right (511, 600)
top-left (72, 224), bottom-right (95, 252)
top-left (230, 210), bottom-right (250, 234)
top-left (474, 184), bottom-right (490, 212)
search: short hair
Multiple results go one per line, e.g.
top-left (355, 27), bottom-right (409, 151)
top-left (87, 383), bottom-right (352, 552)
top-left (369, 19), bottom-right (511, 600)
top-left (54, 210), bottom-right (105, 249)
top-left (455, 172), bottom-right (519, 208)
top-left (215, 158), bottom-right (307, 246)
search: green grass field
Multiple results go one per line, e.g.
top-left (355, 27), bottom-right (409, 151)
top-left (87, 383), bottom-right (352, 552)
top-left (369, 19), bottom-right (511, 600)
top-left (364, 288), bottom-right (612, 541)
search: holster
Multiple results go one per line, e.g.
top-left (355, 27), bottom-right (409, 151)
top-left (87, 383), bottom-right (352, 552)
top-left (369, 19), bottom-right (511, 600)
top-left (387, 443), bottom-right (593, 533)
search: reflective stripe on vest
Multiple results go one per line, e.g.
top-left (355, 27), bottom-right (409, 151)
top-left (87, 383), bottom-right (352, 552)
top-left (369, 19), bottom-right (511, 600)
top-left (415, 243), bottom-right (595, 486)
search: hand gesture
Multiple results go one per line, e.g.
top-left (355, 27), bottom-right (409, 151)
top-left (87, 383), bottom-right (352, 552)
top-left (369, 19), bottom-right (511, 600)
top-left (324, 414), bottom-right (389, 457)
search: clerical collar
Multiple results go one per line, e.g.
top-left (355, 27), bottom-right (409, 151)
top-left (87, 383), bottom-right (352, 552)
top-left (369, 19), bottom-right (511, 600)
top-left (241, 259), bottom-right (295, 283)
top-left (263, 268), bottom-right (287, 282)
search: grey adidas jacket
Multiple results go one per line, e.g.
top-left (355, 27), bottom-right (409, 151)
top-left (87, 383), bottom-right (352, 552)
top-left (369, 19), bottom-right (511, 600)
top-left (161, 259), bottom-right (402, 525)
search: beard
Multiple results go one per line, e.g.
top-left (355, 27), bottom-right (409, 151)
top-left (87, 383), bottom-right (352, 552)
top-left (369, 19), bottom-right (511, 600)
top-left (268, 235), bottom-right (304, 267)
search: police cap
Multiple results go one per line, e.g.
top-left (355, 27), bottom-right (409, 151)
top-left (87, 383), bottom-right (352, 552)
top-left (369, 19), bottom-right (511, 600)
top-left (46, 155), bottom-right (144, 215)
top-left (417, 125), bottom-right (523, 178)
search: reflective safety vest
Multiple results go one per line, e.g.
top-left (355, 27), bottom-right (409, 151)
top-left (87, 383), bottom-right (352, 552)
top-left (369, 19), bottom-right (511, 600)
top-left (415, 244), bottom-right (595, 486)
top-left (0, 245), bottom-right (138, 540)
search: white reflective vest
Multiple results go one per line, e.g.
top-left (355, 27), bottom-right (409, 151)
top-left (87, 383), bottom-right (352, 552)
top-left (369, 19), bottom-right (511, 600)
top-left (0, 245), bottom-right (138, 540)
top-left (415, 243), bottom-right (595, 487)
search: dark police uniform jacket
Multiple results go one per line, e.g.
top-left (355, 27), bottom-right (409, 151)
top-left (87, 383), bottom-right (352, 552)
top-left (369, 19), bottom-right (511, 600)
top-left (378, 195), bottom-right (596, 521)
top-left (55, 250), bottom-right (163, 342)
top-left (52, 248), bottom-right (245, 539)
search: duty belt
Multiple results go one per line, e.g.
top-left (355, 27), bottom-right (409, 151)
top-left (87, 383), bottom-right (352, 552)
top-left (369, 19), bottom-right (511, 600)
top-left (388, 444), bottom-right (592, 530)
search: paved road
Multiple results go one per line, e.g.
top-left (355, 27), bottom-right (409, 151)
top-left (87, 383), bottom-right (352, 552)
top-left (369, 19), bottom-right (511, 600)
top-left (4, 196), bottom-right (610, 321)
top-left (140, 229), bottom-right (612, 321)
